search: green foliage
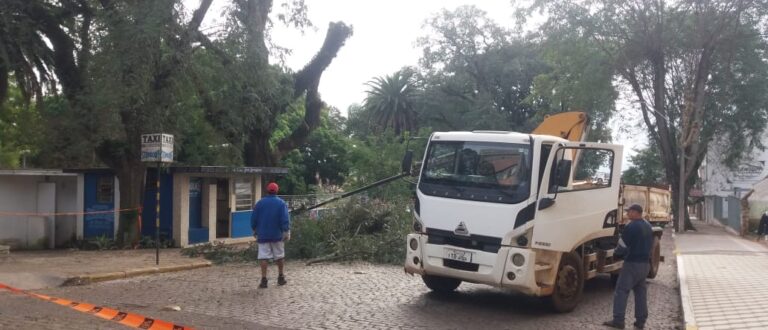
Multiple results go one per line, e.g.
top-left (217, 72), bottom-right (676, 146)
top-left (622, 146), bottom-right (668, 186)
top-left (415, 6), bottom-right (552, 132)
top-left (286, 195), bottom-right (413, 264)
top-left (276, 107), bottom-right (352, 194)
top-left (0, 81), bottom-right (41, 168)
top-left (181, 195), bottom-right (413, 265)
top-left (363, 69), bottom-right (418, 135)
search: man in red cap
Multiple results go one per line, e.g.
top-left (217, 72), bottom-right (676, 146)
top-left (250, 182), bottom-right (291, 288)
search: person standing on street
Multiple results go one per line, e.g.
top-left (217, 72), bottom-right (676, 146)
top-left (758, 211), bottom-right (768, 242)
top-left (603, 204), bottom-right (654, 329)
top-left (251, 182), bottom-right (291, 289)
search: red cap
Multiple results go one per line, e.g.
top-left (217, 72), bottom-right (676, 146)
top-left (267, 182), bottom-right (279, 194)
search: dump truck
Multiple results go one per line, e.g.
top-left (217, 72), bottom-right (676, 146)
top-left (404, 112), bottom-right (663, 312)
top-left (620, 184), bottom-right (672, 227)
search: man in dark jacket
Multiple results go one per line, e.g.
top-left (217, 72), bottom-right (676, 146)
top-left (758, 211), bottom-right (768, 242)
top-left (603, 204), bottom-right (654, 329)
top-left (251, 182), bottom-right (291, 289)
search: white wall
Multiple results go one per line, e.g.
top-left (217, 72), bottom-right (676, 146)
top-left (51, 176), bottom-right (78, 247)
top-left (703, 135), bottom-right (768, 197)
top-left (0, 174), bottom-right (77, 249)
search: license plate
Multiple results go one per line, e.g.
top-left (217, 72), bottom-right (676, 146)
top-left (444, 248), bottom-right (473, 263)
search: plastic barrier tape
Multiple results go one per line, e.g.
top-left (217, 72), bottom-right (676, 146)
top-left (0, 208), bottom-right (140, 217)
top-left (0, 283), bottom-right (193, 330)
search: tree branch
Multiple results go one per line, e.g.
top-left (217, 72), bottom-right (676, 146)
top-left (275, 22), bottom-right (353, 156)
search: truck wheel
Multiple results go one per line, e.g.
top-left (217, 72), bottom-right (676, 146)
top-left (422, 275), bottom-right (461, 293)
top-left (647, 237), bottom-right (661, 279)
top-left (549, 252), bottom-right (584, 313)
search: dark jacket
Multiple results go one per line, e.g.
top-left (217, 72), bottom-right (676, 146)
top-left (759, 214), bottom-right (768, 235)
top-left (250, 195), bottom-right (290, 243)
top-left (615, 219), bottom-right (653, 263)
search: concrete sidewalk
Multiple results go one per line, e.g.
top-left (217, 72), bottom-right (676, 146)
top-left (675, 220), bottom-right (768, 330)
top-left (0, 248), bottom-right (210, 290)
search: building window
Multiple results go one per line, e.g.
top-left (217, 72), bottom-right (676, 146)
top-left (235, 178), bottom-right (253, 211)
top-left (97, 176), bottom-right (114, 204)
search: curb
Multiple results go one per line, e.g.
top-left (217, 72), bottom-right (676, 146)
top-left (672, 233), bottom-right (698, 330)
top-left (61, 261), bottom-right (212, 286)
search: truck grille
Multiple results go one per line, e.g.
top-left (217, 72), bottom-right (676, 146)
top-left (426, 228), bottom-right (501, 253)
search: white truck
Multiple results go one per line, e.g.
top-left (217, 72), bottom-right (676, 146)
top-left (404, 112), bottom-right (662, 312)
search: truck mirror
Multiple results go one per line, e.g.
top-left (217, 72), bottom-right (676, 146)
top-left (556, 159), bottom-right (572, 187)
top-left (538, 197), bottom-right (556, 210)
top-left (401, 150), bottom-right (414, 174)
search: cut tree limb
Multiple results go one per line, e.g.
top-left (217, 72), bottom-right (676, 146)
top-left (275, 22), bottom-right (353, 158)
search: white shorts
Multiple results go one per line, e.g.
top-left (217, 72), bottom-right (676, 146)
top-left (258, 241), bottom-right (285, 260)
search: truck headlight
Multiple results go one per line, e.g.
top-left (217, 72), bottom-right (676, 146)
top-left (412, 220), bottom-right (423, 233)
top-left (512, 253), bottom-right (525, 267)
top-left (409, 238), bottom-right (419, 251)
top-left (516, 235), bottom-right (529, 246)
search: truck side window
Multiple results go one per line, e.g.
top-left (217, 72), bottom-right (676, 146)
top-left (551, 148), bottom-right (614, 193)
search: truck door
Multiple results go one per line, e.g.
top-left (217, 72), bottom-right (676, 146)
top-left (531, 142), bottom-right (623, 252)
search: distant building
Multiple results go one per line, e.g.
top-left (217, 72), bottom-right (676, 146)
top-left (700, 137), bottom-right (768, 234)
top-left (0, 169), bottom-right (115, 249)
top-left (0, 166), bottom-right (287, 250)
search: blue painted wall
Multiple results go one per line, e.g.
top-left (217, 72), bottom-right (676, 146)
top-left (141, 168), bottom-right (173, 240)
top-left (84, 173), bottom-right (115, 239)
top-left (231, 211), bottom-right (253, 238)
top-left (188, 177), bottom-right (208, 244)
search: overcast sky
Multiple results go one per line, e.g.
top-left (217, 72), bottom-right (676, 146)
top-left (193, 0), bottom-right (645, 168)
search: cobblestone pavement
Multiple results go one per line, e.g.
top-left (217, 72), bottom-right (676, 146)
top-left (1, 229), bottom-right (682, 329)
top-left (675, 221), bottom-right (768, 330)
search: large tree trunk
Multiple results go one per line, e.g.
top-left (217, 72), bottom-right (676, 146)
top-left (244, 130), bottom-right (277, 166)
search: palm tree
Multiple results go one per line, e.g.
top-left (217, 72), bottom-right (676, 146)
top-left (363, 70), bottom-right (418, 135)
top-left (0, 0), bottom-right (88, 107)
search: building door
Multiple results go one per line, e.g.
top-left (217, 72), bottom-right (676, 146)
top-left (188, 177), bottom-right (208, 244)
top-left (84, 174), bottom-right (115, 239)
top-left (216, 179), bottom-right (230, 238)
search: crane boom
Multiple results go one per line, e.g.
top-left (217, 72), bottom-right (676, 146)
top-left (531, 111), bottom-right (590, 143)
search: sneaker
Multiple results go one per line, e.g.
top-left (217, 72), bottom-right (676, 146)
top-left (259, 278), bottom-right (268, 289)
top-left (602, 321), bottom-right (625, 329)
top-left (277, 274), bottom-right (287, 286)
top-left (633, 323), bottom-right (645, 329)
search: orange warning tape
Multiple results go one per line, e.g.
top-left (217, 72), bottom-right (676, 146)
top-left (0, 208), bottom-right (140, 217)
top-left (0, 283), bottom-right (193, 330)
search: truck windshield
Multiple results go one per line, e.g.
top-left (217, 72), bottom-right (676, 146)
top-left (420, 141), bottom-right (531, 204)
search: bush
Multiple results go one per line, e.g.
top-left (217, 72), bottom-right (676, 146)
top-left (286, 195), bottom-right (413, 264)
top-left (181, 194), bottom-right (414, 265)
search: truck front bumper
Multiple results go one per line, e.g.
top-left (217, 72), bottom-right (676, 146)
top-left (404, 233), bottom-right (543, 296)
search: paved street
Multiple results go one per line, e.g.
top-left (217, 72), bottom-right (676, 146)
top-left (675, 220), bottom-right (768, 330)
top-left (0, 229), bottom-right (682, 329)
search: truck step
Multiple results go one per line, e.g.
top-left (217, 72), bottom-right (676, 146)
top-left (585, 269), bottom-right (598, 280)
top-left (538, 284), bottom-right (554, 296)
top-left (534, 263), bottom-right (553, 272)
top-left (599, 260), bottom-right (623, 273)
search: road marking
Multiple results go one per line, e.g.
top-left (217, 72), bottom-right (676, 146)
top-left (0, 283), bottom-right (193, 330)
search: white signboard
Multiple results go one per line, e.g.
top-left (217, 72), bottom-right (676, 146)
top-left (141, 133), bottom-right (174, 163)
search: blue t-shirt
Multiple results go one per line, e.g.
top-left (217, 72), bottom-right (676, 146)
top-left (250, 195), bottom-right (290, 243)
top-left (616, 219), bottom-right (653, 263)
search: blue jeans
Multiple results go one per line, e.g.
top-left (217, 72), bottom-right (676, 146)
top-left (612, 261), bottom-right (650, 326)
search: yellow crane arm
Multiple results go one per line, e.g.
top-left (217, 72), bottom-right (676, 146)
top-left (531, 111), bottom-right (590, 143)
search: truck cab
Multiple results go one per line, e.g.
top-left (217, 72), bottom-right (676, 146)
top-left (404, 113), bottom-right (661, 312)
